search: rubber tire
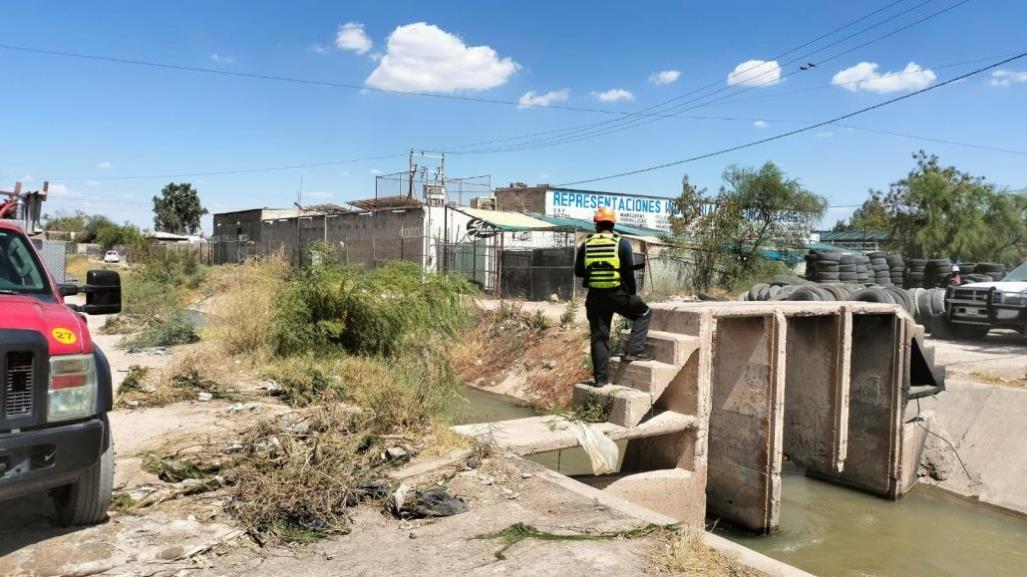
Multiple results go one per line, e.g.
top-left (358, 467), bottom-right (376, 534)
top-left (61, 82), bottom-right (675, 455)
top-left (818, 283), bottom-right (850, 301)
top-left (913, 288), bottom-right (930, 323)
top-left (785, 286), bottom-right (824, 301)
top-left (930, 288), bottom-right (946, 316)
top-left (976, 262), bottom-right (1006, 273)
top-left (55, 418), bottom-right (114, 527)
top-left (849, 287), bottom-right (895, 304)
top-left (885, 286), bottom-right (915, 314)
top-left (817, 272), bottom-right (841, 281)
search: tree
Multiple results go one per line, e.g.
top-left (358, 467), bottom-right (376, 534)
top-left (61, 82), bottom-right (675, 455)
top-left (858, 151), bottom-right (1027, 263)
top-left (153, 182), bottom-right (207, 234)
top-left (669, 162), bottom-right (826, 289)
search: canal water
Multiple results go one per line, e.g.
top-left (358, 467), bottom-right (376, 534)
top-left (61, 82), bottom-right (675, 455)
top-left (450, 387), bottom-right (1027, 577)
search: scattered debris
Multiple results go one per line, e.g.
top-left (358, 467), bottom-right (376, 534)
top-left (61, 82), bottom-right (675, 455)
top-left (225, 402), bottom-right (261, 414)
top-left (474, 522), bottom-right (670, 561)
top-left (258, 380), bottom-right (285, 395)
top-left (197, 392), bottom-right (214, 402)
top-left (478, 474), bottom-right (495, 486)
top-left (398, 488), bottom-right (468, 519)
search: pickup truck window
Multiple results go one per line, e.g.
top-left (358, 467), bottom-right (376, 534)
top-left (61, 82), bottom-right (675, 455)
top-left (0, 229), bottom-right (49, 294)
top-left (1003, 263), bottom-right (1027, 282)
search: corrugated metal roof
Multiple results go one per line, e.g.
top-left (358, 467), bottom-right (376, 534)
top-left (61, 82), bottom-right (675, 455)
top-left (456, 207), bottom-right (563, 231)
top-left (817, 230), bottom-right (891, 241)
top-left (528, 213), bottom-right (665, 238)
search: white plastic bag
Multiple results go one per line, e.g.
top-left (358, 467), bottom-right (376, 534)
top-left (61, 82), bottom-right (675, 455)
top-left (572, 421), bottom-right (619, 475)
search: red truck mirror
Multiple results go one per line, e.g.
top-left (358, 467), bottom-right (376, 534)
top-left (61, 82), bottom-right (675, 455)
top-left (82, 269), bottom-right (121, 315)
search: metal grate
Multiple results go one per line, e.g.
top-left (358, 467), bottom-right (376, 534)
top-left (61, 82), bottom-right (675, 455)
top-left (4, 352), bottom-right (34, 418)
top-left (953, 288), bottom-right (989, 303)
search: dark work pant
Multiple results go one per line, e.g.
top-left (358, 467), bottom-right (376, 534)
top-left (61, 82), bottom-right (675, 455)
top-left (586, 288), bottom-right (651, 384)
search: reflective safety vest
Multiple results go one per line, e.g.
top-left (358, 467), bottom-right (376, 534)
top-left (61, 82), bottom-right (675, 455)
top-left (583, 233), bottom-right (622, 289)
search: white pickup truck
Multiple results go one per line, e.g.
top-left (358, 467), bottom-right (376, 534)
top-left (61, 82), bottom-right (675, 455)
top-left (944, 262), bottom-right (1027, 339)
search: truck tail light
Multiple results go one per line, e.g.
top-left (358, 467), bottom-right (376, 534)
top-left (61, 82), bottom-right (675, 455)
top-left (48, 354), bottom-right (97, 422)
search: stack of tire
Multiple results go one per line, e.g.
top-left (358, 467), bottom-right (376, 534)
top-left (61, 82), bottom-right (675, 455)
top-left (740, 280), bottom-right (951, 336)
top-left (804, 250), bottom-right (842, 283)
top-left (922, 259), bottom-right (953, 288)
top-left (867, 251), bottom-right (891, 285)
top-left (856, 254), bottom-right (871, 284)
top-left (838, 254), bottom-right (858, 283)
top-left (887, 255), bottom-right (904, 286)
top-left (973, 262), bottom-right (1007, 282)
top-left (904, 259), bottom-right (926, 289)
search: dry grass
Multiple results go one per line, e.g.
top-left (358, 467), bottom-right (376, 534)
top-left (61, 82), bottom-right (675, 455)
top-left (970, 370), bottom-right (1027, 389)
top-left (645, 528), bottom-right (765, 577)
top-left (64, 254), bottom-right (96, 282)
top-left (202, 256), bottom-right (290, 357)
top-left (451, 306), bottom-right (590, 409)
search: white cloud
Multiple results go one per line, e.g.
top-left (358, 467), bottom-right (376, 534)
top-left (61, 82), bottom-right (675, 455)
top-left (648, 70), bottom-right (680, 85)
top-left (307, 43), bottom-right (329, 55)
top-left (85, 180), bottom-right (101, 187)
top-left (816, 131), bottom-right (834, 138)
top-left (753, 120), bottom-right (767, 128)
top-left (727, 59), bottom-right (782, 87)
top-left (988, 69), bottom-right (1027, 87)
top-left (365, 22), bottom-right (519, 93)
top-left (336, 22), bottom-right (373, 54)
top-left (210, 53), bottom-right (235, 64)
top-left (19, 175), bottom-right (34, 182)
top-left (594, 88), bottom-right (635, 102)
top-left (831, 61), bottom-right (935, 94)
top-left (98, 161), bottom-right (112, 170)
top-left (370, 168), bottom-right (382, 175)
top-left (518, 89), bottom-right (569, 108)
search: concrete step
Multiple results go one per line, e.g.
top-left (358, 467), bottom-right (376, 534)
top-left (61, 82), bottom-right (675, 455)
top-left (620, 330), bottom-right (700, 366)
top-left (572, 382), bottom-right (654, 428)
top-left (609, 358), bottom-right (679, 399)
top-left (451, 410), bottom-right (698, 456)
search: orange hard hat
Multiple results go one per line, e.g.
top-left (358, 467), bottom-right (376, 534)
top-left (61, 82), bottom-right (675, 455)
top-left (593, 207), bottom-right (617, 224)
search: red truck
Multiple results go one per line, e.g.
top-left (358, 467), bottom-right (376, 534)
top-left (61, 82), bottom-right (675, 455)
top-left (0, 220), bottom-right (121, 525)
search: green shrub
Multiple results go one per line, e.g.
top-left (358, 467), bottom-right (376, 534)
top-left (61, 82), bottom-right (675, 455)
top-left (273, 260), bottom-right (472, 357)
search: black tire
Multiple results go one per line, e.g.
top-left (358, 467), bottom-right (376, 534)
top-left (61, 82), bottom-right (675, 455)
top-left (838, 264), bottom-right (857, 272)
top-left (55, 418), bottom-right (114, 526)
top-left (885, 286), bottom-right (915, 314)
top-left (907, 258), bottom-right (927, 267)
top-left (785, 286), bottom-right (825, 301)
top-left (818, 283), bottom-right (850, 301)
top-left (975, 262), bottom-right (1006, 273)
top-left (913, 288), bottom-right (930, 322)
top-left (927, 258), bottom-right (952, 267)
top-left (930, 288), bottom-right (946, 316)
top-left (770, 275), bottom-right (808, 287)
top-left (867, 251), bottom-right (888, 259)
top-left (839, 255), bottom-right (855, 265)
top-left (839, 272), bottom-right (858, 281)
top-left (817, 272), bottom-right (841, 281)
top-left (951, 324), bottom-right (990, 340)
top-left (849, 287), bottom-right (895, 304)
top-left (748, 283), bottom-right (769, 301)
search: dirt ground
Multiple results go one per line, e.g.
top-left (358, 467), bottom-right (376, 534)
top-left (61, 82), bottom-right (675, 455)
top-left (928, 329), bottom-right (1027, 385)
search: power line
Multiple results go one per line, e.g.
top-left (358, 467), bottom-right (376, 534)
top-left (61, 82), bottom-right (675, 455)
top-left (449, 0), bottom-right (961, 154)
top-left (555, 51), bottom-right (1027, 187)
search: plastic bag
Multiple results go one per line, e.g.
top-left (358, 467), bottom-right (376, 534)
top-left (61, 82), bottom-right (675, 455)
top-left (572, 421), bottom-right (619, 475)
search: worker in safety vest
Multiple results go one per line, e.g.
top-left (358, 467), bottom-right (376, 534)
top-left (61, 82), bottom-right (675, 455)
top-left (574, 207), bottom-right (651, 386)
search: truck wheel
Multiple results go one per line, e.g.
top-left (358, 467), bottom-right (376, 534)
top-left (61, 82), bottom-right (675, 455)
top-left (54, 420), bottom-right (114, 526)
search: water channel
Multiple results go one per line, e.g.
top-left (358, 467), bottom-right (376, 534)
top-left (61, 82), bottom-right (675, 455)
top-left (448, 386), bottom-right (1027, 577)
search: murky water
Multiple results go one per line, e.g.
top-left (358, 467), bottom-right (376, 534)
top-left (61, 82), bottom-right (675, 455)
top-left (717, 463), bottom-right (1027, 577)
top-left (452, 387), bottom-right (1027, 577)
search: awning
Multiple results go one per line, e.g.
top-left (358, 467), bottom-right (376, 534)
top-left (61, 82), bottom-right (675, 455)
top-left (454, 207), bottom-right (569, 232)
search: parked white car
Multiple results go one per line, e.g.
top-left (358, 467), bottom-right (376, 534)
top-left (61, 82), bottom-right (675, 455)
top-left (103, 250), bottom-right (120, 263)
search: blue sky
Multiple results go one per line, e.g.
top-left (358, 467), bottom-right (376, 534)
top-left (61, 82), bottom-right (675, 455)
top-left (1, 0), bottom-right (1025, 232)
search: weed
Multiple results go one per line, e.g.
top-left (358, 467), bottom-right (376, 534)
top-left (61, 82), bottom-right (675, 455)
top-left (527, 309), bottom-right (551, 331)
top-left (474, 522), bottom-right (671, 561)
top-left (497, 300), bottom-right (522, 322)
top-left (273, 260), bottom-right (472, 357)
top-left (203, 256), bottom-right (290, 357)
top-left (110, 492), bottom-right (135, 512)
top-left (119, 365), bottom-right (149, 392)
top-left (560, 299), bottom-right (580, 325)
top-left (573, 390), bottom-right (613, 423)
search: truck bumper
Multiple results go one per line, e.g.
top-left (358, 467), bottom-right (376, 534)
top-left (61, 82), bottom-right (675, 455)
top-left (0, 418), bottom-right (105, 501)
